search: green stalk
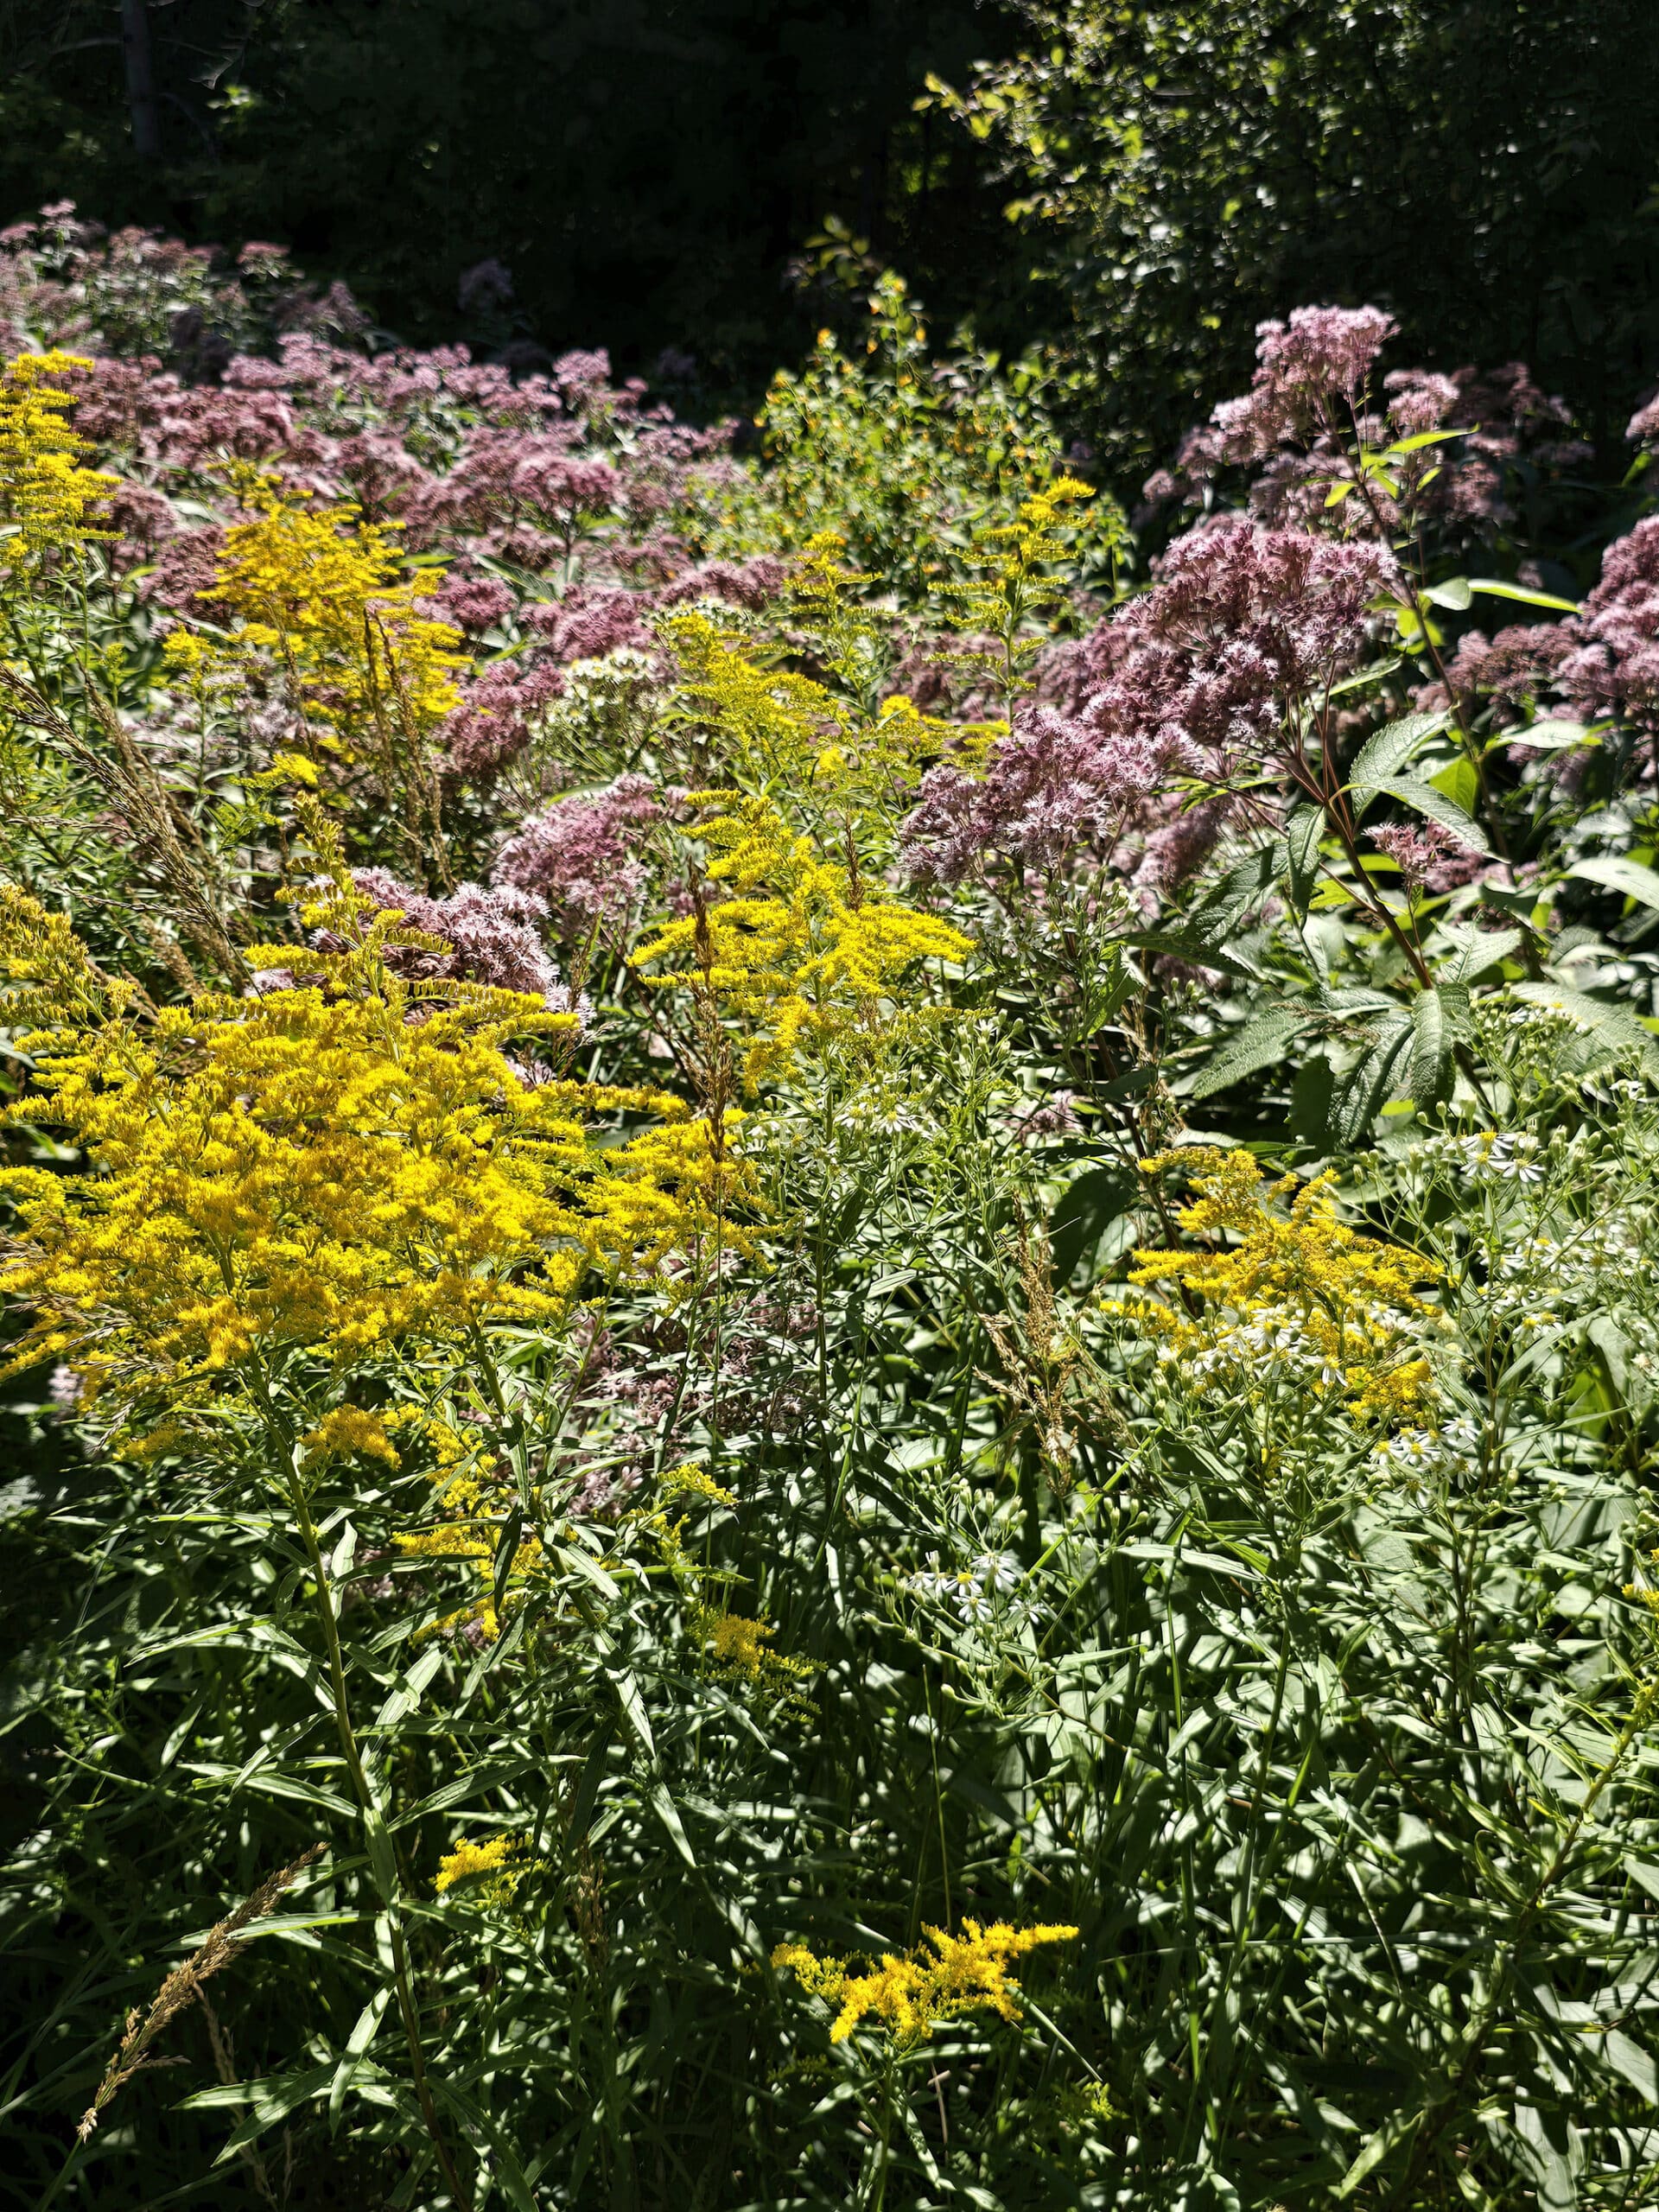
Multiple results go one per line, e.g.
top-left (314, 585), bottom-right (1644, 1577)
top-left (277, 1440), bottom-right (473, 2211)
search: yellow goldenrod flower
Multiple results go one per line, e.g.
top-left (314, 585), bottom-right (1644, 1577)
top-left (300, 1404), bottom-right (402, 1471)
top-left (661, 1463), bottom-right (739, 1508)
top-left (690, 1603), bottom-right (816, 1704)
top-left (434, 1832), bottom-right (531, 1907)
top-left (772, 1918), bottom-right (1078, 2052)
top-left (1109, 1148), bottom-right (1443, 1425)
top-left (0, 856), bottom-right (747, 1408)
top-left (634, 789), bottom-right (967, 1089)
top-left (0, 352), bottom-right (118, 566)
top-left (200, 475), bottom-right (465, 762)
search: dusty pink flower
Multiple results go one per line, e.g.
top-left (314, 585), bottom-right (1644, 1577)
top-left (904, 708), bottom-right (1179, 883)
top-left (1367, 820), bottom-right (1478, 893)
top-left (1084, 517), bottom-right (1399, 766)
top-left (346, 871), bottom-right (573, 1007)
top-left (1431, 622), bottom-right (1574, 722)
top-left (1559, 518), bottom-right (1659, 733)
top-left (434, 575), bottom-right (517, 633)
top-left (493, 774), bottom-right (663, 939)
top-left (442, 659), bottom-right (567, 779)
top-left (1211, 307), bottom-right (1399, 458)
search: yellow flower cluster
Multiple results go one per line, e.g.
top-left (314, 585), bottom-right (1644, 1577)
top-left (300, 1403), bottom-right (403, 1470)
top-left (691, 1603), bottom-right (816, 1703)
top-left (664, 594), bottom-right (952, 830)
top-left (772, 1918), bottom-right (1078, 2052)
top-left (634, 791), bottom-right (968, 1089)
top-left (435, 1833), bottom-right (528, 1907)
top-left (396, 1516), bottom-right (543, 1644)
top-left (661, 1463), bottom-right (738, 1509)
top-left (0, 351), bottom-right (117, 565)
top-left (0, 868), bottom-right (743, 1405)
top-left (1111, 1149), bottom-right (1443, 1423)
top-left (174, 475), bottom-right (464, 764)
top-left (944, 477), bottom-right (1100, 705)
top-left (1626, 1551), bottom-right (1659, 1619)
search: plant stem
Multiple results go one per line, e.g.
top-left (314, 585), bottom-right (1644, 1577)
top-left (283, 1460), bottom-right (473, 2211)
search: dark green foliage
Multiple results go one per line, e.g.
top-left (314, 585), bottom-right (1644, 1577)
top-left (0, 0), bottom-right (1017, 394)
top-left (931, 0), bottom-right (1659, 478)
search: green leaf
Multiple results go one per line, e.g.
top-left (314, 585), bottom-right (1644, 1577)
top-left (211, 1768), bottom-right (356, 1822)
top-left (191, 2062), bottom-right (336, 2161)
top-left (361, 1802), bottom-right (399, 1904)
top-left (1511, 980), bottom-right (1659, 1074)
top-left (1330, 1014), bottom-right (1413, 1144)
top-left (1190, 1011), bottom-right (1311, 1099)
top-left (1428, 755), bottom-right (1479, 814)
top-left (1345, 711), bottom-right (1450, 791)
top-left (328, 1987), bottom-right (391, 2130)
top-left (1337, 2106), bottom-right (1424, 2197)
top-left (648, 1780), bottom-right (697, 1867)
top-left (1494, 718), bottom-right (1598, 753)
top-left (393, 1758), bottom-right (536, 1833)
top-left (1048, 1164), bottom-right (1136, 1285)
top-left (1125, 929), bottom-right (1258, 981)
top-left (1422, 575), bottom-right (1473, 610)
top-left (1386, 428), bottom-right (1470, 456)
top-left (372, 1645), bottom-right (443, 1732)
top-left (1354, 774), bottom-right (1490, 855)
top-left (609, 1668), bottom-right (655, 1760)
top-left (1285, 807), bottom-right (1323, 913)
top-left (1603, 2029), bottom-right (1658, 2102)
top-left (1569, 854), bottom-right (1659, 912)
top-left (430, 2079), bottom-right (542, 2212)
top-left (1433, 922), bottom-right (1521, 984)
top-left (1409, 985), bottom-right (1466, 1112)
top-left (1466, 576), bottom-right (1580, 613)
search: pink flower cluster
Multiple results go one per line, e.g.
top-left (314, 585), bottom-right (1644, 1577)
top-left (1139, 306), bottom-right (1588, 541)
top-left (1427, 521), bottom-right (1659, 748)
top-left (346, 872), bottom-right (573, 1007)
top-left (493, 775), bottom-right (665, 941)
top-left (905, 518), bottom-right (1395, 884)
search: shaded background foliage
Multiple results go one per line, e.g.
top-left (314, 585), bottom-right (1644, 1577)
top-left (2, 1), bottom-right (1658, 471)
top-left (0, 0), bottom-right (1019, 397)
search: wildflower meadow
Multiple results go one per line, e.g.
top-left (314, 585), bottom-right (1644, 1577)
top-left (6, 203), bottom-right (1659, 2212)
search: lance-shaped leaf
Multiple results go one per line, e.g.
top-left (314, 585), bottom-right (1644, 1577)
top-left (1349, 773), bottom-right (1490, 854)
top-left (1570, 854), bottom-right (1659, 913)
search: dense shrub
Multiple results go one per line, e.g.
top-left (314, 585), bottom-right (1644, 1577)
top-left (4, 216), bottom-right (1659, 2212)
top-left (929, 0), bottom-right (1659, 477)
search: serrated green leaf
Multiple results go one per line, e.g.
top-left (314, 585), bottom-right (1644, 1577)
top-left (1331, 1015), bottom-right (1413, 1144)
top-left (1190, 1011), bottom-right (1310, 1098)
top-left (1432, 922), bottom-right (1522, 984)
top-left (1345, 712), bottom-right (1450, 791)
top-left (1286, 807), bottom-right (1323, 913)
top-left (1408, 990), bottom-right (1446, 1113)
top-left (1354, 774), bottom-right (1490, 854)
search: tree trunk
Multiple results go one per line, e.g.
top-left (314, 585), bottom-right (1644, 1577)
top-left (120, 0), bottom-right (162, 162)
